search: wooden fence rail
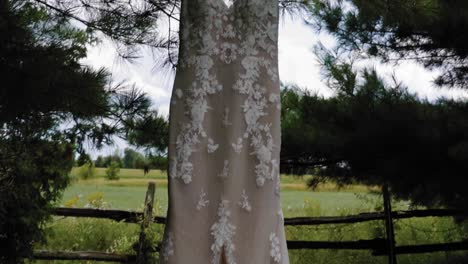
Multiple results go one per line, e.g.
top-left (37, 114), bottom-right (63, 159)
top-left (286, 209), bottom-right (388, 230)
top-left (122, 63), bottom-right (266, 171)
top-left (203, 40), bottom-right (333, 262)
top-left (33, 250), bottom-right (136, 262)
top-left (51, 207), bottom-right (166, 224)
top-left (52, 207), bottom-right (467, 225)
top-left (374, 240), bottom-right (468, 256)
top-left (33, 183), bottom-right (468, 263)
top-left (286, 238), bottom-right (387, 250)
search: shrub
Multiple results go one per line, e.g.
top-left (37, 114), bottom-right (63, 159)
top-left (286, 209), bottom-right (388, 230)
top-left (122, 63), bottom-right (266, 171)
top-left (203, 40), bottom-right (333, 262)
top-left (77, 162), bottom-right (96, 180)
top-left (63, 195), bottom-right (80, 208)
top-left (105, 161), bottom-right (121, 180)
top-left (84, 192), bottom-right (109, 209)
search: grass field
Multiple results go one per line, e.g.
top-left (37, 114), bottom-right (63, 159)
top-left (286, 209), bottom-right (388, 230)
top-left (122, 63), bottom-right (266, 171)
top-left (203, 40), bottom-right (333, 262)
top-left (32, 168), bottom-right (467, 264)
top-left (64, 168), bottom-right (390, 214)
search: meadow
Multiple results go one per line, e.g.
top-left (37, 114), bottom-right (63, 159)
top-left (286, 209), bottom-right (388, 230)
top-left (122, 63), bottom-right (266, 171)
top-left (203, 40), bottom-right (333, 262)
top-left (31, 168), bottom-right (468, 264)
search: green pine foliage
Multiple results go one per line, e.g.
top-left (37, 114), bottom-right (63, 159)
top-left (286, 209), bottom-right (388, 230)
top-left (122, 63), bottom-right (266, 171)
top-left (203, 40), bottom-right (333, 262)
top-left (0, 2), bottom-right (103, 261)
top-left (280, 48), bottom-right (468, 211)
top-left (307, 0), bottom-right (468, 87)
top-left (0, 1), bottom-right (165, 261)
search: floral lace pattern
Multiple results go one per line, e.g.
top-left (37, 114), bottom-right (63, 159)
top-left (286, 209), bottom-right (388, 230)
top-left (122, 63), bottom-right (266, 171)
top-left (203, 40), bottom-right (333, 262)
top-left (207, 138), bottom-right (219, 153)
top-left (277, 208), bottom-right (284, 221)
top-left (231, 138), bottom-right (243, 154)
top-left (196, 189), bottom-right (210, 210)
top-left (166, 0), bottom-right (287, 263)
top-left (238, 189), bottom-right (252, 212)
top-left (172, 0), bottom-right (280, 188)
top-left (172, 53), bottom-right (223, 184)
top-left (211, 200), bottom-right (237, 264)
top-left (269, 232), bottom-right (282, 263)
top-left (218, 160), bottom-right (230, 179)
top-left (162, 231), bottom-right (174, 261)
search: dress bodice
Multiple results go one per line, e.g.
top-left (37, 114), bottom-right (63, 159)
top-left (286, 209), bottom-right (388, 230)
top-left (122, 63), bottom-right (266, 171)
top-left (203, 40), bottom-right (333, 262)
top-left (171, 0), bottom-right (281, 188)
top-left (178, 0), bottom-right (279, 67)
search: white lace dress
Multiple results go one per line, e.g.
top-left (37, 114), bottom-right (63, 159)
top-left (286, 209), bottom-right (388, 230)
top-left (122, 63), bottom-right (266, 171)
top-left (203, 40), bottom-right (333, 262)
top-left (159, 0), bottom-right (289, 263)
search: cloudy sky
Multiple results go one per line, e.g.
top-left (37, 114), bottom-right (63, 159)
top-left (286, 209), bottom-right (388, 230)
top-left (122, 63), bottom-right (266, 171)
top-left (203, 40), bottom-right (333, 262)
top-left (82, 12), bottom-right (468, 155)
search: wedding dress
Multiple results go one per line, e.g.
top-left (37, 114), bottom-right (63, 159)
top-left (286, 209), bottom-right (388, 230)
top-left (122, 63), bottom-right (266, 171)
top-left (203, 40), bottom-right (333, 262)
top-left (159, 0), bottom-right (289, 263)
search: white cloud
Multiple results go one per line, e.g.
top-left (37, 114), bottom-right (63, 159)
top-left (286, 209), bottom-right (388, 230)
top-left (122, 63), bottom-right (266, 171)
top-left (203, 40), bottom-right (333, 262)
top-left (279, 15), bottom-right (334, 97)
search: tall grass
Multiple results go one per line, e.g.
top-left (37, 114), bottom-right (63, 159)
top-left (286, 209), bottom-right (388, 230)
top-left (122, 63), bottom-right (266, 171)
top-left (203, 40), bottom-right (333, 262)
top-left (31, 194), bottom-right (467, 264)
top-left (30, 171), bottom-right (467, 263)
top-left (285, 199), bottom-right (467, 264)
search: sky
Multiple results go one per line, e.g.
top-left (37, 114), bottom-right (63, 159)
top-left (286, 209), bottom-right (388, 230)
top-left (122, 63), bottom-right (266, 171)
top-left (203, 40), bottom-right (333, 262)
top-left (81, 11), bottom-right (468, 156)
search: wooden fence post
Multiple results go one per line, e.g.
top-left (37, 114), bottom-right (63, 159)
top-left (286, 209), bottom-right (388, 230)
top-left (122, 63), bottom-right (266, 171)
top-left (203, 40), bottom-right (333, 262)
top-left (136, 182), bottom-right (156, 264)
top-left (383, 183), bottom-right (397, 264)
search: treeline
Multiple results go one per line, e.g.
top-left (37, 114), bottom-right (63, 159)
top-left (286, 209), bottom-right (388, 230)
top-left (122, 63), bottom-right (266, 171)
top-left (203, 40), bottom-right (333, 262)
top-left (93, 148), bottom-right (168, 171)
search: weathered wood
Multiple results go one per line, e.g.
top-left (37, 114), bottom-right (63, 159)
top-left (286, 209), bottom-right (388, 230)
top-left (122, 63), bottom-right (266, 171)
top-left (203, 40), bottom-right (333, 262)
top-left (52, 207), bottom-right (142, 223)
top-left (383, 184), bottom-right (397, 264)
top-left (153, 215), bottom-right (166, 224)
top-left (52, 207), bottom-right (466, 226)
top-left (284, 213), bottom-right (384, 225)
top-left (373, 240), bottom-right (468, 255)
top-left (52, 207), bottom-right (166, 224)
top-left (287, 238), bottom-right (387, 250)
top-left (33, 250), bottom-right (136, 262)
top-left (392, 209), bottom-right (468, 219)
top-left (283, 209), bottom-right (467, 226)
top-left (136, 182), bottom-right (156, 264)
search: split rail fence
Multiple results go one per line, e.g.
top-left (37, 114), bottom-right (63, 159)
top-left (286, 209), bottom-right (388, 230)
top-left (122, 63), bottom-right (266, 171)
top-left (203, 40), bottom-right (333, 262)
top-left (32, 182), bottom-right (468, 264)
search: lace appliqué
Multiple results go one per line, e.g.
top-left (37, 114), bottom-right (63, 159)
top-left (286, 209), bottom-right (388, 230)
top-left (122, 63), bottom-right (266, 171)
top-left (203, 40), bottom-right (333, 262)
top-left (208, 138), bottom-right (219, 153)
top-left (173, 0), bottom-right (280, 188)
top-left (218, 160), bottom-right (230, 179)
top-left (235, 69), bottom-right (279, 187)
top-left (277, 208), bottom-right (284, 221)
top-left (196, 189), bottom-right (210, 210)
top-left (173, 53), bottom-right (223, 184)
top-left (269, 232), bottom-right (281, 263)
top-left (231, 138), bottom-right (243, 154)
top-left (162, 231), bottom-right (174, 261)
top-left (211, 200), bottom-right (237, 264)
top-left (269, 93), bottom-right (281, 110)
top-left (238, 189), bottom-right (252, 212)
top-left (220, 43), bottom-right (238, 64)
top-left (229, 3), bottom-right (280, 188)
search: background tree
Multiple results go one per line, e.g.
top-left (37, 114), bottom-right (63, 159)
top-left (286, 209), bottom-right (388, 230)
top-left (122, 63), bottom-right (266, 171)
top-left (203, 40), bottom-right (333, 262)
top-left (0, 2), bottom-right (99, 261)
top-left (126, 110), bottom-right (169, 156)
top-left (123, 148), bottom-right (145, 168)
top-left (0, 1), bottom-right (162, 261)
top-left (76, 153), bottom-right (92, 167)
top-left (95, 155), bottom-right (105, 167)
top-left (147, 153), bottom-right (169, 171)
top-left (280, 48), bottom-right (468, 211)
top-left (124, 108), bottom-right (169, 173)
